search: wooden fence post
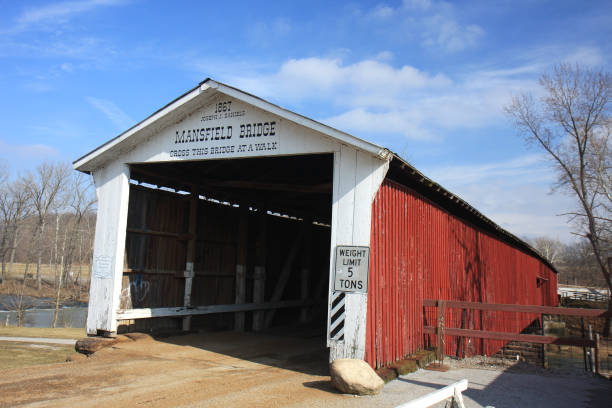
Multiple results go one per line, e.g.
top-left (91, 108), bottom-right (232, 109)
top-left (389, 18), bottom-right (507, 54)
top-left (588, 324), bottom-right (595, 373)
top-left (595, 333), bottom-right (600, 375)
top-left (437, 300), bottom-right (446, 362)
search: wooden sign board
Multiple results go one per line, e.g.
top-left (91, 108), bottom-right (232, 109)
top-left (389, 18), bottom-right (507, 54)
top-left (334, 246), bottom-right (370, 293)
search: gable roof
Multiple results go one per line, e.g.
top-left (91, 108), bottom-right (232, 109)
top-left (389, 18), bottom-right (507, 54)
top-left (73, 78), bottom-right (556, 273)
top-left (73, 78), bottom-right (392, 172)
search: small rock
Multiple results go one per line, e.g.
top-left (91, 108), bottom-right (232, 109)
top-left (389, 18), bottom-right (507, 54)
top-left (66, 353), bottom-right (88, 362)
top-left (330, 359), bottom-right (385, 395)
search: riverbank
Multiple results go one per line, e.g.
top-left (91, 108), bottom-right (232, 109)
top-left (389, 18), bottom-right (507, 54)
top-left (0, 278), bottom-right (89, 308)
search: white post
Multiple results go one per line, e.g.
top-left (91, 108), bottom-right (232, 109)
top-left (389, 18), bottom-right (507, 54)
top-left (327, 146), bottom-right (388, 360)
top-left (86, 162), bottom-right (130, 336)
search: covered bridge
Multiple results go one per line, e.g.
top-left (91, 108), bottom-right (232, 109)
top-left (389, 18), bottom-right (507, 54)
top-left (74, 79), bottom-right (558, 368)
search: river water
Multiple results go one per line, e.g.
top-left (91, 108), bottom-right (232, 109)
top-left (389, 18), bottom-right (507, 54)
top-left (0, 304), bottom-right (87, 328)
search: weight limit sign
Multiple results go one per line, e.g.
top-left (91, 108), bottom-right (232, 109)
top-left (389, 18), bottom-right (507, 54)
top-left (334, 245), bottom-right (370, 294)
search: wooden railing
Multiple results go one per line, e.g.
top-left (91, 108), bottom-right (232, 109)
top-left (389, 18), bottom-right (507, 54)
top-left (424, 299), bottom-right (612, 374)
top-left (395, 379), bottom-right (468, 408)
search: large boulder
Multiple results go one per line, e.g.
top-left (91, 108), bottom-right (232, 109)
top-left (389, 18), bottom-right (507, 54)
top-left (330, 359), bottom-right (385, 395)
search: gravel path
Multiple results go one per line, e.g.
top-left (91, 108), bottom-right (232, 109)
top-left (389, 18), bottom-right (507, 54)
top-left (0, 336), bottom-right (77, 345)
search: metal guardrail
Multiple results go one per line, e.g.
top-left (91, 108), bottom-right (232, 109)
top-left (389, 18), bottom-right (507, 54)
top-left (395, 379), bottom-right (468, 408)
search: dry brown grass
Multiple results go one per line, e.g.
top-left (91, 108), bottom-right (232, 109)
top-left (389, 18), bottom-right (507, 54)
top-left (4, 263), bottom-right (91, 281)
top-left (0, 326), bottom-right (85, 339)
top-left (0, 341), bottom-right (74, 369)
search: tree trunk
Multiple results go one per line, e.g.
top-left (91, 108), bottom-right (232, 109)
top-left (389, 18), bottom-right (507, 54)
top-left (52, 268), bottom-right (63, 328)
top-left (36, 220), bottom-right (46, 290)
top-left (7, 230), bottom-right (17, 277)
top-left (0, 229), bottom-right (7, 285)
top-left (17, 262), bottom-right (29, 328)
top-left (605, 259), bottom-right (612, 337)
top-left (1, 256), bottom-right (5, 285)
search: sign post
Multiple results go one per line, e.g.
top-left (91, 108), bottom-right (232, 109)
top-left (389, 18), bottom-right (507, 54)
top-left (334, 245), bottom-right (370, 294)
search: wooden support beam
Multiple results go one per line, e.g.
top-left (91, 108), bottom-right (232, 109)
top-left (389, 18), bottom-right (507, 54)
top-left (423, 299), bottom-right (612, 317)
top-left (234, 204), bottom-right (248, 331)
top-left (182, 189), bottom-right (198, 331)
top-left (423, 326), bottom-right (598, 348)
top-left (300, 218), bottom-right (312, 323)
top-left (202, 180), bottom-right (332, 194)
top-left (264, 225), bottom-right (305, 328)
top-left (117, 299), bottom-right (319, 320)
top-left (252, 208), bottom-right (267, 331)
top-left (131, 166), bottom-right (331, 195)
top-left (126, 228), bottom-right (189, 239)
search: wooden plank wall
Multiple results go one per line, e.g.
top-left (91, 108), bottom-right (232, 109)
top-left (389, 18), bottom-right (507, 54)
top-left (119, 184), bottom-right (331, 333)
top-left (365, 179), bottom-right (558, 368)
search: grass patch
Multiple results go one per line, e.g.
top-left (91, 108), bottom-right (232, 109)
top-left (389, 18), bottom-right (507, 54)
top-left (0, 341), bottom-right (74, 369)
top-left (0, 326), bottom-right (85, 339)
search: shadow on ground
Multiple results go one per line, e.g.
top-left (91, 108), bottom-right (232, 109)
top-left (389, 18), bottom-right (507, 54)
top-left (398, 367), bottom-right (612, 408)
top-left (157, 324), bottom-right (330, 377)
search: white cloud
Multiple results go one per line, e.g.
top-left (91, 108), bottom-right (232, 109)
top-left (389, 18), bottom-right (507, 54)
top-left (424, 154), bottom-right (553, 185)
top-left (246, 17), bottom-right (292, 47)
top-left (370, 4), bottom-right (395, 19)
top-left (87, 97), bottom-right (134, 130)
top-left (422, 15), bottom-right (484, 52)
top-left (0, 140), bottom-right (60, 160)
top-left (324, 108), bottom-right (437, 141)
top-left (374, 51), bottom-right (394, 61)
top-left (230, 57), bottom-right (451, 103)
top-left (222, 56), bottom-right (549, 141)
top-left (381, 0), bottom-right (486, 52)
top-left (563, 46), bottom-right (606, 67)
top-left (15, 0), bottom-right (125, 28)
top-left (421, 155), bottom-right (576, 241)
top-left (403, 0), bottom-right (432, 11)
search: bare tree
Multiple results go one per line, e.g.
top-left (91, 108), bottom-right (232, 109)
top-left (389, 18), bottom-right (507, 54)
top-left (53, 172), bottom-right (96, 327)
top-left (24, 163), bottom-right (70, 290)
top-left (505, 63), bottom-right (612, 333)
top-left (530, 236), bottom-right (565, 265)
top-left (0, 176), bottom-right (31, 284)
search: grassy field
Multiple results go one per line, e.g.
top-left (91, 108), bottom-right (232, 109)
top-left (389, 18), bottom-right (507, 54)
top-left (0, 327), bottom-right (84, 369)
top-left (0, 341), bottom-right (74, 369)
top-left (0, 326), bottom-right (85, 339)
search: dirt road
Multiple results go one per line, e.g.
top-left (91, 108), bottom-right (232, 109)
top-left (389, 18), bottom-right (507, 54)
top-left (0, 331), bottom-right (363, 408)
top-left (2, 331), bottom-right (610, 407)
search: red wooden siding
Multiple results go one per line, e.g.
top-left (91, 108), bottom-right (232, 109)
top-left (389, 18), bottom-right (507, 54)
top-left (365, 179), bottom-right (558, 368)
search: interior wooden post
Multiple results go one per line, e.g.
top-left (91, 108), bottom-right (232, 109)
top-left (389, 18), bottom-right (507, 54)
top-left (182, 188), bottom-right (199, 331)
top-left (300, 218), bottom-right (312, 323)
top-left (234, 204), bottom-right (249, 331)
top-left (252, 205), bottom-right (267, 331)
top-left (264, 225), bottom-right (305, 328)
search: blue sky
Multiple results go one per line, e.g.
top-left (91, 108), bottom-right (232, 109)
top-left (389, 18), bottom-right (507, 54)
top-left (1, 0), bottom-right (611, 241)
